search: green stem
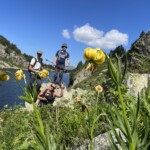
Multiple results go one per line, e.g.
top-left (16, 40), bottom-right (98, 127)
top-left (96, 92), bottom-right (99, 114)
top-left (117, 85), bottom-right (133, 149)
top-left (33, 102), bottom-right (45, 139)
top-left (90, 92), bottom-right (99, 150)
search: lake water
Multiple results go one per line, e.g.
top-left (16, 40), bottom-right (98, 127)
top-left (0, 69), bottom-right (70, 110)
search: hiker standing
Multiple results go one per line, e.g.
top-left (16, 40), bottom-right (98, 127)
top-left (53, 43), bottom-right (70, 85)
top-left (28, 50), bottom-right (44, 93)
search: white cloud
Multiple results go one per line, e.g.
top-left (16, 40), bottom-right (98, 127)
top-left (62, 29), bottom-right (71, 39)
top-left (72, 24), bottom-right (128, 49)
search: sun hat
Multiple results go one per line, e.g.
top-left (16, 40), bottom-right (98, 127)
top-left (61, 43), bottom-right (67, 48)
top-left (37, 50), bottom-right (43, 54)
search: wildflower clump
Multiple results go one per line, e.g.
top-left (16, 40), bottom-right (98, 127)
top-left (38, 69), bottom-right (49, 78)
top-left (85, 63), bottom-right (95, 71)
top-left (95, 85), bottom-right (103, 93)
top-left (75, 96), bottom-right (81, 103)
top-left (15, 69), bottom-right (25, 80)
top-left (84, 47), bottom-right (106, 71)
top-left (0, 70), bottom-right (10, 81)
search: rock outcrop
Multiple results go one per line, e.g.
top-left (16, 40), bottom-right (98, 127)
top-left (72, 69), bottom-right (92, 87)
top-left (0, 44), bottom-right (28, 69)
top-left (127, 73), bottom-right (150, 97)
top-left (127, 30), bottom-right (150, 73)
top-left (129, 30), bottom-right (150, 56)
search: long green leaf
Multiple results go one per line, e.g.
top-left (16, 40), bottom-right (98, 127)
top-left (34, 125), bottom-right (45, 142)
top-left (112, 109), bottom-right (126, 136)
top-left (116, 55), bottom-right (121, 85)
top-left (141, 117), bottom-right (149, 147)
top-left (108, 131), bottom-right (119, 150)
top-left (108, 119), bottom-right (127, 150)
top-left (18, 95), bottom-right (32, 103)
top-left (33, 102), bottom-right (45, 139)
top-left (33, 85), bottom-right (38, 102)
top-left (136, 93), bottom-right (140, 119)
top-left (107, 58), bottom-right (118, 85)
top-left (121, 52), bottom-right (127, 83)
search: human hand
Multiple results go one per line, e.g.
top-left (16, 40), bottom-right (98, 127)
top-left (61, 83), bottom-right (65, 89)
top-left (35, 70), bottom-right (39, 74)
top-left (42, 97), bottom-right (47, 101)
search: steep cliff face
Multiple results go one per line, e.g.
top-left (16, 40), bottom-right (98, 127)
top-left (0, 44), bottom-right (28, 69)
top-left (129, 31), bottom-right (150, 55)
top-left (127, 30), bottom-right (150, 73)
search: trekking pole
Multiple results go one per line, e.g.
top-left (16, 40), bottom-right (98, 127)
top-left (46, 59), bottom-right (55, 68)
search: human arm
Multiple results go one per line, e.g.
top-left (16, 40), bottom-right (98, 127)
top-left (29, 65), bottom-right (39, 74)
top-left (54, 83), bottom-right (64, 98)
top-left (66, 58), bottom-right (70, 66)
top-left (54, 51), bottom-right (59, 66)
top-left (66, 53), bottom-right (70, 66)
top-left (29, 58), bottom-right (39, 73)
top-left (37, 89), bottom-right (47, 101)
top-left (41, 58), bottom-right (44, 70)
top-left (54, 56), bottom-right (57, 66)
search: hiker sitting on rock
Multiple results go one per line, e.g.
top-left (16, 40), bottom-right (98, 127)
top-left (37, 83), bottom-right (64, 107)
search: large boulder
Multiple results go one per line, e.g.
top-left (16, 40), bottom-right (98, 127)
top-left (127, 73), bottom-right (150, 97)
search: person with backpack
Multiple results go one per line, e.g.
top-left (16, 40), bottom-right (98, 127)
top-left (28, 50), bottom-right (44, 93)
top-left (53, 43), bottom-right (70, 85)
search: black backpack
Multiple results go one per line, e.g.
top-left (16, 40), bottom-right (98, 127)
top-left (28, 57), bottom-right (43, 73)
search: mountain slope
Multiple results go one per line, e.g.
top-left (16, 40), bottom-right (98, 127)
top-left (70, 30), bottom-right (150, 89)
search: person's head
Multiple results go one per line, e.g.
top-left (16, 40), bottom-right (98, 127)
top-left (37, 50), bottom-right (43, 58)
top-left (61, 43), bottom-right (67, 51)
top-left (49, 83), bottom-right (56, 92)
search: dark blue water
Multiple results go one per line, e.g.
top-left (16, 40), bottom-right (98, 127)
top-left (0, 69), bottom-right (70, 109)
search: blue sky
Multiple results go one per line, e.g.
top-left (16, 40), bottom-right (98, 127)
top-left (0, 0), bottom-right (150, 67)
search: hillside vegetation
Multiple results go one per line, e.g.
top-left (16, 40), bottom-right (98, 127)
top-left (0, 35), bottom-right (53, 70)
top-left (69, 30), bottom-right (150, 89)
top-left (0, 30), bottom-right (150, 149)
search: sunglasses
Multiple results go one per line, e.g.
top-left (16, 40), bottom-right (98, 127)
top-left (51, 85), bottom-right (56, 89)
top-left (62, 46), bottom-right (67, 48)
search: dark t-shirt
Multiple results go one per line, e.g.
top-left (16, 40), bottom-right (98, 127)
top-left (56, 50), bottom-right (69, 66)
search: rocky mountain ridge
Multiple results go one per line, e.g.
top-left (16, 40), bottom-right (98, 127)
top-left (127, 30), bottom-right (150, 73)
top-left (0, 44), bottom-right (28, 69)
top-left (71, 30), bottom-right (150, 88)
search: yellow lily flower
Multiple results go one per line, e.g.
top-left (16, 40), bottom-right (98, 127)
top-left (94, 54), bottom-right (106, 64)
top-left (15, 69), bottom-right (22, 76)
top-left (15, 74), bottom-right (26, 80)
top-left (94, 49), bottom-right (106, 64)
top-left (15, 69), bottom-right (25, 80)
top-left (38, 69), bottom-right (49, 78)
top-left (84, 48), bottom-right (96, 60)
top-left (95, 85), bottom-right (103, 93)
top-left (0, 70), bottom-right (10, 81)
top-left (84, 47), bottom-right (106, 64)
